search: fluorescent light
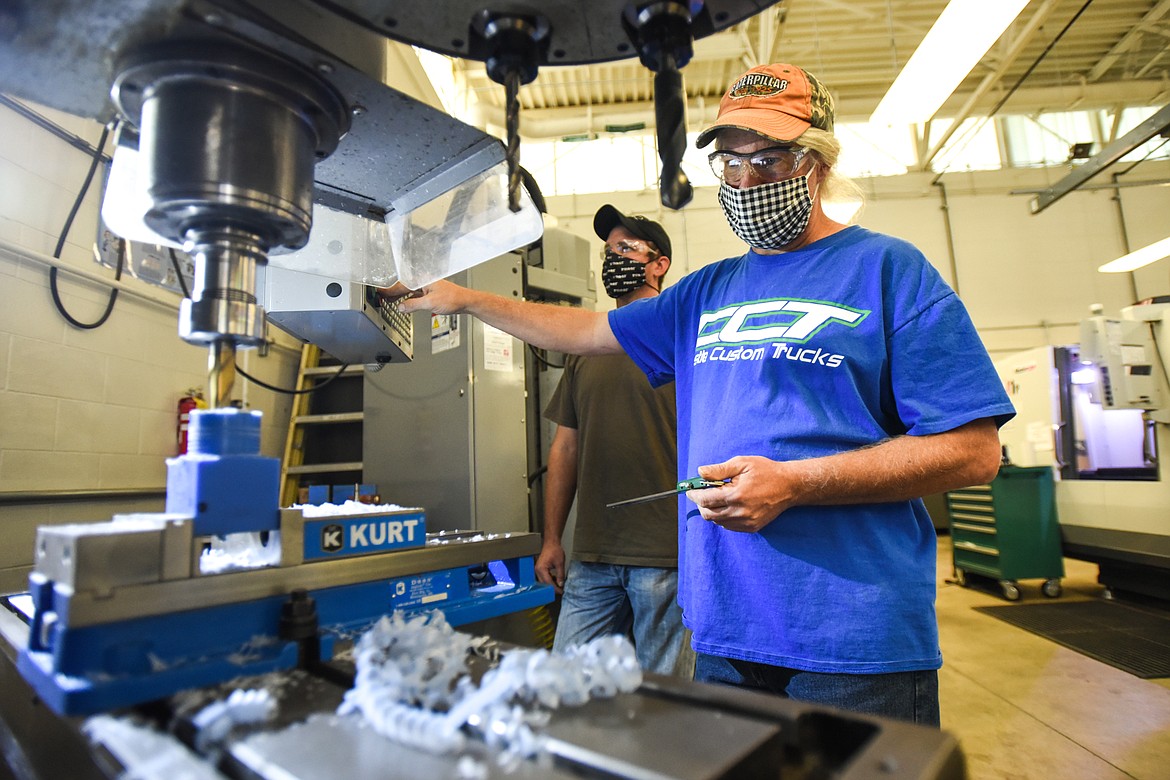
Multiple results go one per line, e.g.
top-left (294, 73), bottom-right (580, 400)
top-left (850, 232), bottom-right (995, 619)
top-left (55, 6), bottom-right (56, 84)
top-left (870, 0), bottom-right (1030, 126)
top-left (1098, 236), bottom-right (1170, 273)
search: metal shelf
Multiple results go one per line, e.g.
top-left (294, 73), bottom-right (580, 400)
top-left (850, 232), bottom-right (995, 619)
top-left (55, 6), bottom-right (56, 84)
top-left (286, 461), bottom-right (363, 475)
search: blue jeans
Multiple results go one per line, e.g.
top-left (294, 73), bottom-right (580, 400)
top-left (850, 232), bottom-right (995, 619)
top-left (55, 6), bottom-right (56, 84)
top-left (694, 653), bottom-right (939, 726)
top-left (554, 561), bottom-right (693, 677)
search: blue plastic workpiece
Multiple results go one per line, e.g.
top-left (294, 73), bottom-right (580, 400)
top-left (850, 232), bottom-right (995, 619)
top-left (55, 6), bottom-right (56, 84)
top-left (165, 408), bottom-right (280, 535)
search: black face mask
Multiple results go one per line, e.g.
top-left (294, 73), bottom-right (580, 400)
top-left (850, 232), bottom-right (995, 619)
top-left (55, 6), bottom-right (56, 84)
top-left (602, 253), bottom-right (653, 298)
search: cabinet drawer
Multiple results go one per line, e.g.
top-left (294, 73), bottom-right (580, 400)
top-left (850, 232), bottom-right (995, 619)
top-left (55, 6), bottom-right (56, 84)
top-left (949, 509), bottom-right (996, 528)
top-left (951, 524), bottom-right (998, 551)
top-left (953, 529), bottom-right (999, 556)
top-left (948, 485), bottom-right (991, 500)
top-left (947, 487), bottom-right (995, 525)
top-left (954, 552), bottom-right (1002, 579)
top-left (953, 539), bottom-right (1000, 559)
top-left (948, 499), bottom-right (994, 515)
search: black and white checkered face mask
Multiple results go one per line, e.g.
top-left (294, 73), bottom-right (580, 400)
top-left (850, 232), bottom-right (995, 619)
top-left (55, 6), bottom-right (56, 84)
top-left (717, 173), bottom-right (815, 250)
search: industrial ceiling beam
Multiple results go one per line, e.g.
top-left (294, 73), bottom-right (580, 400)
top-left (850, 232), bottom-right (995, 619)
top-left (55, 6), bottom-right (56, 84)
top-left (764, 2), bottom-right (791, 64)
top-left (464, 79), bottom-right (1169, 139)
top-left (1086, 0), bottom-right (1170, 82)
top-left (919, 0), bottom-right (1059, 171)
top-left (1029, 101), bottom-right (1170, 213)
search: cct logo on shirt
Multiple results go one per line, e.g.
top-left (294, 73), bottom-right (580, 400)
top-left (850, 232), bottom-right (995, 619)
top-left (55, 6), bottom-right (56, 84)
top-left (693, 297), bottom-right (869, 368)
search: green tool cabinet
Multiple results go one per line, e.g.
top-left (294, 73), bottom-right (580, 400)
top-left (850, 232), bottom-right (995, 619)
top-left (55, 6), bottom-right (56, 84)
top-left (945, 466), bottom-right (1064, 601)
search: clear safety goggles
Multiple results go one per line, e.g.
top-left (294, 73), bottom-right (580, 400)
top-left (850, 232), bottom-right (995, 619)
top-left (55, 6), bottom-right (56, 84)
top-left (707, 146), bottom-right (809, 185)
top-left (600, 239), bottom-right (656, 261)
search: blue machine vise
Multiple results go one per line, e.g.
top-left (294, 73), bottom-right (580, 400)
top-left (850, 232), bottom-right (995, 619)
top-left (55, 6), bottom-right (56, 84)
top-left (18, 409), bottom-right (553, 715)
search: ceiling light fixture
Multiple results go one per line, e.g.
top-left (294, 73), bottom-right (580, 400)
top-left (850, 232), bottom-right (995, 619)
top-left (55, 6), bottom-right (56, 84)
top-left (1098, 237), bottom-right (1170, 273)
top-left (870, 0), bottom-right (1030, 126)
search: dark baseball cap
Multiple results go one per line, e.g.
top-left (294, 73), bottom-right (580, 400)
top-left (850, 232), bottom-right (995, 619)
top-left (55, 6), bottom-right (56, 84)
top-left (593, 204), bottom-right (671, 259)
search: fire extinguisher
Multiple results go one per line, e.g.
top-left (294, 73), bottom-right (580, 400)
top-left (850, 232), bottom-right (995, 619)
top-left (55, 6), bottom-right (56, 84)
top-left (177, 389), bottom-right (207, 454)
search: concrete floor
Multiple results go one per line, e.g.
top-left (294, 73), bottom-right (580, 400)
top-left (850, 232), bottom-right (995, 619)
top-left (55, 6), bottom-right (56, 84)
top-left (935, 536), bottom-right (1170, 780)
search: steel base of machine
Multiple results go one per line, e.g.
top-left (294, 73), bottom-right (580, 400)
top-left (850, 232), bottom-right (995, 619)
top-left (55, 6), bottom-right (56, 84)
top-left (0, 637), bottom-right (967, 780)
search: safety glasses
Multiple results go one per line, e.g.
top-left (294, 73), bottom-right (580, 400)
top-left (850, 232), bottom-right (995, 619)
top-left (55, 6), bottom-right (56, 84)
top-left (707, 146), bottom-right (809, 185)
top-left (599, 240), bottom-right (655, 261)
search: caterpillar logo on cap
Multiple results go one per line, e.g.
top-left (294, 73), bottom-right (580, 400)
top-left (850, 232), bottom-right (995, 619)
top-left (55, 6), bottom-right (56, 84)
top-left (728, 74), bottom-right (788, 100)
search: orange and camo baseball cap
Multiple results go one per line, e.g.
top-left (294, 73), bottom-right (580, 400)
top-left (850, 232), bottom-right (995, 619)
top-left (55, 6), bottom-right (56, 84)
top-left (696, 63), bottom-right (835, 148)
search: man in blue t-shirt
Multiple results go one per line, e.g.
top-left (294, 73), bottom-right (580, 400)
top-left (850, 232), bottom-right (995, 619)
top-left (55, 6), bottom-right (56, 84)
top-left (401, 62), bottom-right (1015, 726)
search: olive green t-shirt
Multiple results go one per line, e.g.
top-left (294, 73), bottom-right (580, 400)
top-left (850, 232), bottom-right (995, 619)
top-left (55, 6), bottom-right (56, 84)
top-left (543, 352), bottom-right (678, 567)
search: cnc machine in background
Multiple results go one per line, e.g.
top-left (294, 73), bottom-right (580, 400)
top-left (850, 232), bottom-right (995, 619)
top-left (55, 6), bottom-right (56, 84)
top-left (995, 300), bottom-right (1170, 601)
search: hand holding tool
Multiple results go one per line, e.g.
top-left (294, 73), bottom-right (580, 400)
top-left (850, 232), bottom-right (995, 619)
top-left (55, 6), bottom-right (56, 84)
top-left (606, 476), bottom-right (726, 510)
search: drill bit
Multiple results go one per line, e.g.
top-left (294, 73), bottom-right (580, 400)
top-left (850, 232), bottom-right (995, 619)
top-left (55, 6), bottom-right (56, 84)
top-left (207, 341), bottom-right (236, 408)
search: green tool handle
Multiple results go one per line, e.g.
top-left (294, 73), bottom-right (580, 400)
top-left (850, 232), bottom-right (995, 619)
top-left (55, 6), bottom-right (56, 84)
top-left (677, 477), bottom-right (725, 491)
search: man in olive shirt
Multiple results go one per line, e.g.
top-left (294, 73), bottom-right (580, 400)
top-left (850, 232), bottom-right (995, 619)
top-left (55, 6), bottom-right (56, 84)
top-left (536, 205), bottom-right (691, 677)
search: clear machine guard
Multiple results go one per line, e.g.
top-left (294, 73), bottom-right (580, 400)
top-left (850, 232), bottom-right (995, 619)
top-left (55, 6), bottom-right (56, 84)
top-left (387, 159), bottom-right (544, 290)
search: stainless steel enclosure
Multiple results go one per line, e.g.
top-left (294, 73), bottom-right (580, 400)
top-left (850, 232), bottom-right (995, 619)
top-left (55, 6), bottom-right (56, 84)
top-left (364, 254), bottom-right (529, 533)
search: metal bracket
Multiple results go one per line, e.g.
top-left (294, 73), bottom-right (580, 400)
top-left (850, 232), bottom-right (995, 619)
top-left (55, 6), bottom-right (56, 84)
top-left (1029, 103), bottom-right (1170, 214)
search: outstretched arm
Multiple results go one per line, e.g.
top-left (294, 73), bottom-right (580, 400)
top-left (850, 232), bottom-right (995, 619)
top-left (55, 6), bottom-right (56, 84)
top-left (397, 280), bottom-right (623, 356)
top-left (689, 417), bottom-right (1002, 533)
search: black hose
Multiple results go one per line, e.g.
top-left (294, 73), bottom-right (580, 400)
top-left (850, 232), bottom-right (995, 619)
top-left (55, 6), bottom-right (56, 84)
top-left (984, 0), bottom-right (1096, 120)
top-left (527, 344), bottom-right (564, 369)
top-left (0, 95), bottom-right (112, 162)
top-left (235, 360), bottom-right (351, 395)
top-left (50, 124), bottom-right (118, 329)
top-left (168, 247), bottom-right (192, 299)
top-left (518, 165), bottom-right (547, 214)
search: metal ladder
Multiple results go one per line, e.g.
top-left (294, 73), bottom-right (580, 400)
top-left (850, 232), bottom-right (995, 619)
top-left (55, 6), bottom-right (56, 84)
top-left (279, 345), bottom-right (365, 507)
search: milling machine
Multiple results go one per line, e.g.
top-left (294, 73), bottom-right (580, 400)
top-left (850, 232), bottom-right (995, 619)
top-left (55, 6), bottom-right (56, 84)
top-left (0, 2), bottom-right (966, 777)
top-left (3, 0), bottom-right (553, 720)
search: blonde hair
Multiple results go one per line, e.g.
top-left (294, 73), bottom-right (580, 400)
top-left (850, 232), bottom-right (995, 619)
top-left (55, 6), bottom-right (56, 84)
top-left (798, 127), bottom-right (865, 216)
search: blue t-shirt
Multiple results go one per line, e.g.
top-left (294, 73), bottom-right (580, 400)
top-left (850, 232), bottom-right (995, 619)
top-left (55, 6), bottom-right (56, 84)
top-left (608, 225), bottom-right (1015, 673)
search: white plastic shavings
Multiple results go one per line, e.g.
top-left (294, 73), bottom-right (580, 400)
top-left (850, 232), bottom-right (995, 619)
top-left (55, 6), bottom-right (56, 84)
top-left (295, 500), bottom-right (420, 517)
top-left (425, 531), bottom-right (513, 546)
top-left (457, 755), bottom-right (489, 780)
top-left (200, 531), bottom-right (282, 574)
top-left (191, 689), bottom-right (277, 753)
top-left (338, 610), bottom-right (642, 766)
